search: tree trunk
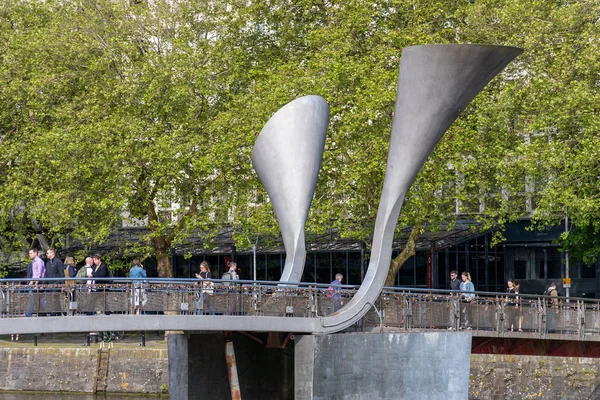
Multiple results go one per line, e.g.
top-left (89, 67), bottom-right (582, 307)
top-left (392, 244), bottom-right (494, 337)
top-left (155, 242), bottom-right (173, 278)
top-left (147, 201), bottom-right (174, 278)
top-left (385, 226), bottom-right (422, 287)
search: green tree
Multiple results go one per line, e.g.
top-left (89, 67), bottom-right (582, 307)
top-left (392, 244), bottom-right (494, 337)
top-left (0, 0), bottom-right (261, 275)
top-left (2, 0), bottom-right (599, 284)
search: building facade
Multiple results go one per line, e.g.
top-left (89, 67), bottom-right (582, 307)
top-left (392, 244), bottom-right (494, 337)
top-left (167, 220), bottom-right (600, 298)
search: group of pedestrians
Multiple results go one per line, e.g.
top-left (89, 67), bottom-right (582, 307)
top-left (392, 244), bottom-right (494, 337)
top-left (193, 261), bottom-right (239, 315)
top-left (448, 270), bottom-right (475, 330)
top-left (26, 249), bottom-right (111, 286)
top-left (447, 269), bottom-right (563, 333)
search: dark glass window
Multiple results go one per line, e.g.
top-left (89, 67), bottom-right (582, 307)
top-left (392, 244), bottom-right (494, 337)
top-left (143, 258), bottom-right (159, 278)
top-left (415, 253), bottom-right (427, 287)
top-left (332, 252), bottom-right (347, 283)
top-left (259, 254), bottom-right (268, 280)
top-left (398, 256), bottom-right (415, 286)
top-left (316, 253), bottom-right (331, 284)
top-left (437, 250), bottom-right (448, 289)
top-left (458, 251), bottom-right (468, 274)
top-left (582, 263), bottom-right (596, 279)
top-left (513, 249), bottom-right (528, 280)
top-left (547, 248), bottom-right (562, 279)
top-left (203, 256), bottom-right (222, 277)
top-left (535, 249), bottom-right (547, 279)
top-left (448, 250), bottom-right (458, 275)
top-left (174, 256), bottom-right (190, 278)
top-left (266, 253), bottom-right (283, 281)
top-left (491, 251), bottom-right (505, 293)
top-left (236, 254), bottom-right (253, 280)
top-left (347, 251), bottom-right (363, 285)
top-left (302, 253), bottom-right (317, 283)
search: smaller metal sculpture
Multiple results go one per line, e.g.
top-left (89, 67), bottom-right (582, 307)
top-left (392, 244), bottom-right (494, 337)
top-left (252, 95), bottom-right (329, 283)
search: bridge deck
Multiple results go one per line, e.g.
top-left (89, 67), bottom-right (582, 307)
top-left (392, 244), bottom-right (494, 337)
top-left (1, 279), bottom-right (599, 341)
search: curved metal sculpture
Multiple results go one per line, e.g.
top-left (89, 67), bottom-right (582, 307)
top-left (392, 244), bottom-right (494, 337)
top-left (252, 44), bottom-right (522, 333)
top-left (319, 44), bottom-right (523, 332)
top-left (252, 95), bottom-right (329, 283)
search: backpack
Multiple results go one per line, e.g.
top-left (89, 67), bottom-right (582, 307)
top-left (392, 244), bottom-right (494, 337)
top-left (64, 266), bottom-right (73, 287)
top-left (64, 266), bottom-right (73, 278)
top-left (326, 286), bottom-right (335, 298)
top-left (221, 272), bottom-right (233, 286)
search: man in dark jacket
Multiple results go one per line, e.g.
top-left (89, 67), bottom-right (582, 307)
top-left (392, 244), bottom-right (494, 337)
top-left (45, 248), bottom-right (64, 283)
top-left (90, 254), bottom-right (111, 282)
top-left (449, 270), bottom-right (461, 292)
top-left (447, 270), bottom-right (462, 330)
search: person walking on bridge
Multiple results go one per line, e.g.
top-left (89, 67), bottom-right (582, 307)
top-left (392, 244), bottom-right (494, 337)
top-left (447, 270), bottom-right (461, 330)
top-left (449, 270), bottom-right (461, 292)
top-left (25, 248), bottom-right (45, 318)
top-left (460, 272), bottom-right (475, 330)
top-left (195, 261), bottom-right (215, 315)
top-left (89, 254), bottom-right (111, 283)
top-left (129, 259), bottom-right (147, 315)
top-left (45, 248), bottom-right (65, 284)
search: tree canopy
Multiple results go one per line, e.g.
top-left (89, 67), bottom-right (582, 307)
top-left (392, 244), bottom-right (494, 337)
top-left (0, 0), bottom-right (598, 277)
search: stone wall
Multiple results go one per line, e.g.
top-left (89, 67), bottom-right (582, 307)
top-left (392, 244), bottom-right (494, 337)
top-left (107, 348), bottom-right (169, 393)
top-left (3, 340), bottom-right (600, 398)
top-left (0, 346), bottom-right (168, 394)
top-left (470, 354), bottom-right (600, 400)
top-left (0, 347), bottom-right (97, 392)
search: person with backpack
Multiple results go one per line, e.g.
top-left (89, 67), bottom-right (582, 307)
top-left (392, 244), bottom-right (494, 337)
top-left (222, 261), bottom-right (239, 283)
top-left (222, 261), bottom-right (239, 315)
top-left (63, 256), bottom-right (76, 280)
top-left (546, 283), bottom-right (559, 333)
top-left (63, 256), bottom-right (77, 308)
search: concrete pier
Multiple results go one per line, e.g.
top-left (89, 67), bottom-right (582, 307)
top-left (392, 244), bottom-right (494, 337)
top-left (295, 332), bottom-right (471, 400)
top-left (168, 331), bottom-right (471, 400)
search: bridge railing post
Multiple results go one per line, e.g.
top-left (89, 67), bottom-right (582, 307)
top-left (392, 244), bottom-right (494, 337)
top-left (251, 283), bottom-right (257, 314)
top-left (403, 297), bottom-right (412, 330)
top-left (3, 284), bottom-right (10, 316)
top-left (538, 298), bottom-right (547, 337)
top-left (450, 298), bottom-right (460, 331)
top-left (309, 286), bottom-right (317, 317)
top-left (577, 300), bottom-right (586, 339)
top-left (495, 296), bottom-right (505, 335)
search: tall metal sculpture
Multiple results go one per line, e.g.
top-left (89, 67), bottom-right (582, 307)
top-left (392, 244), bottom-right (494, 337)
top-left (252, 95), bottom-right (329, 283)
top-left (253, 44), bottom-right (523, 333)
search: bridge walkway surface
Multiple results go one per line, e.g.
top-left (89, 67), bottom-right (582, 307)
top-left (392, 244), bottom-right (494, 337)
top-left (1, 278), bottom-right (599, 343)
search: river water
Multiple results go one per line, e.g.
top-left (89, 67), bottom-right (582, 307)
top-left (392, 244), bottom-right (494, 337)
top-left (0, 394), bottom-right (166, 400)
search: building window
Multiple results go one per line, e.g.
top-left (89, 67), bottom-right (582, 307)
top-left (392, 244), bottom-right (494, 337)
top-left (316, 253), bottom-right (331, 284)
top-left (582, 263), bottom-right (597, 279)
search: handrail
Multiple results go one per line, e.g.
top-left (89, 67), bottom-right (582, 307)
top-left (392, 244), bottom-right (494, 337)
top-left (1, 277), bottom-right (597, 304)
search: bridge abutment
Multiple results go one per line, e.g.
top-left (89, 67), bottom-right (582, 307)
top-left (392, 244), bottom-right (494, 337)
top-left (169, 331), bottom-right (471, 400)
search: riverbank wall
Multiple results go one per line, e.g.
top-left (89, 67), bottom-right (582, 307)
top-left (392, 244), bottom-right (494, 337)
top-left (469, 354), bottom-right (600, 399)
top-left (0, 346), bottom-right (168, 394)
top-left (1, 338), bottom-right (600, 398)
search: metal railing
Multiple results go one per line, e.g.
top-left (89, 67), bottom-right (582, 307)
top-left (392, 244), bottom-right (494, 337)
top-left (1, 278), bottom-right (599, 340)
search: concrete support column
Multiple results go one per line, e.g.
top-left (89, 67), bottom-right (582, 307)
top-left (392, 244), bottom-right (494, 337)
top-left (168, 333), bottom-right (189, 400)
top-left (295, 332), bottom-right (472, 400)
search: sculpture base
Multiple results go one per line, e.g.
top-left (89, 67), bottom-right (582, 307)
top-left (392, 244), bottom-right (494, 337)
top-left (295, 332), bottom-right (471, 400)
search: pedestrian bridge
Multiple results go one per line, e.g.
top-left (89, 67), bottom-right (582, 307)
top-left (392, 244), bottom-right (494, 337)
top-left (1, 278), bottom-right (598, 343)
